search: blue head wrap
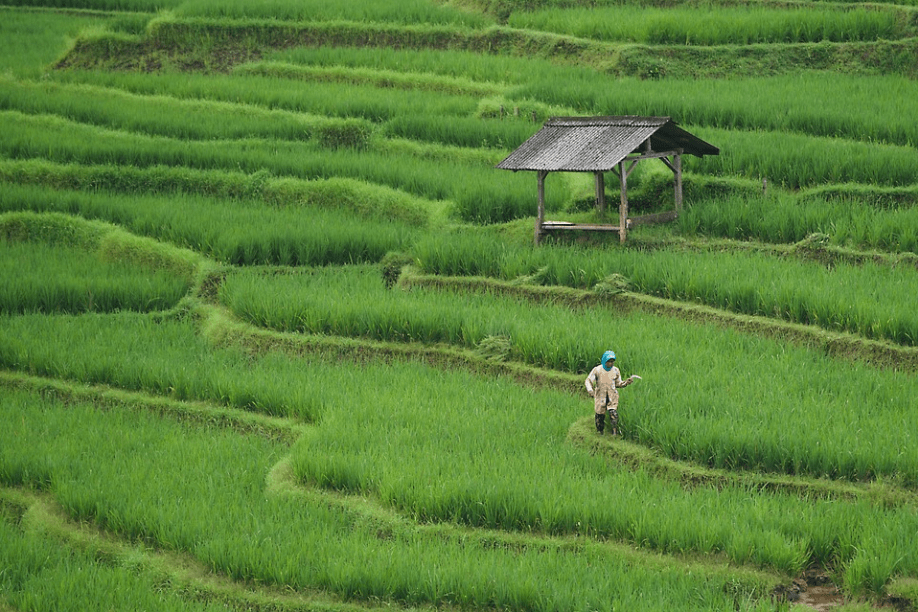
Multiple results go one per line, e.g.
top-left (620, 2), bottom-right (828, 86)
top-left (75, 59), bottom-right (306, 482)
top-left (601, 350), bottom-right (616, 371)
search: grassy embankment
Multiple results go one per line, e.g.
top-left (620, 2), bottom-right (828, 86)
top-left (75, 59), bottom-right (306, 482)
top-left (4, 1), bottom-right (918, 610)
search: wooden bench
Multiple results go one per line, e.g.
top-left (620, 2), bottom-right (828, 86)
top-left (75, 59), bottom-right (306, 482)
top-left (537, 211), bottom-right (678, 242)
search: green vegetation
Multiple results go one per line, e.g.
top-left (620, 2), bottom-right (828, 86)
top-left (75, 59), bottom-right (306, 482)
top-left (0, 182), bottom-right (420, 265)
top-left (220, 265), bottom-right (918, 483)
top-left (3, 1), bottom-right (918, 611)
top-left (508, 4), bottom-right (905, 45)
top-left (0, 239), bottom-right (188, 314)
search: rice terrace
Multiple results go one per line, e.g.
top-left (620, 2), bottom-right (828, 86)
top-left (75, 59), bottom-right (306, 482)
top-left (5, 0), bottom-right (918, 610)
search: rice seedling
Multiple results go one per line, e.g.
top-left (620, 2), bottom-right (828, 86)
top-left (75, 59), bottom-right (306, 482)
top-left (0, 183), bottom-right (418, 266)
top-left (43, 66), bottom-right (542, 150)
top-left (2, 0), bottom-right (181, 10)
top-left (235, 60), bottom-right (507, 97)
top-left (0, 76), bottom-right (376, 143)
top-left (511, 73), bottom-right (918, 147)
top-left (50, 68), bottom-right (481, 123)
top-left (0, 111), bottom-right (549, 223)
top-left (412, 233), bottom-right (918, 345)
top-left (0, 509), bottom-right (223, 612)
top-left (3, 279), bottom-right (918, 593)
top-left (7, 0), bottom-right (918, 602)
top-left (263, 44), bottom-right (573, 87)
top-left (0, 239), bottom-right (189, 314)
top-left (0, 8), bottom-right (119, 78)
top-left (677, 191), bottom-right (918, 253)
top-left (381, 113), bottom-right (539, 150)
top-left (508, 5), bottom-right (902, 45)
top-left (0, 159), bottom-right (433, 226)
top-left (219, 264), bottom-right (918, 485)
top-left (174, 0), bottom-right (493, 27)
top-left (0, 312), bottom-right (324, 421)
top-left (693, 126), bottom-right (918, 188)
top-left (0, 387), bottom-right (786, 611)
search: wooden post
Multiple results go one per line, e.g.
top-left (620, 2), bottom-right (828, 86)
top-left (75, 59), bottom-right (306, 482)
top-left (674, 148), bottom-right (683, 213)
top-left (618, 161), bottom-right (628, 243)
top-left (595, 172), bottom-right (605, 215)
top-left (535, 170), bottom-right (547, 245)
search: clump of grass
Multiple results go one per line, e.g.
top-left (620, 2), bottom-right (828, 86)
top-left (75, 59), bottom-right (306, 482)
top-left (0, 159), bottom-right (432, 227)
top-left (412, 232), bottom-right (918, 346)
top-left (0, 240), bottom-right (190, 314)
top-left (0, 183), bottom-right (419, 266)
top-left (508, 5), bottom-right (902, 46)
top-left (1, 384), bottom-right (786, 611)
top-left (0, 111), bottom-right (547, 223)
top-left (1, 211), bottom-right (202, 280)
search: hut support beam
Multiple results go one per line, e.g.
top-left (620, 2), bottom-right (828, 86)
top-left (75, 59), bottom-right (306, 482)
top-left (618, 160), bottom-right (628, 243)
top-left (534, 170), bottom-right (547, 245)
top-left (532, 149), bottom-right (688, 246)
top-left (656, 148), bottom-right (684, 213)
top-left (675, 149), bottom-right (683, 212)
top-left (611, 160), bottom-right (640, 243)
top-left (595, 172), bottom-right (605, 215)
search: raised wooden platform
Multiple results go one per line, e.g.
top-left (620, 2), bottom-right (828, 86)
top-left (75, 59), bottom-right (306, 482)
top-left (538, 210), bottom-right (678, 239)
top-left (541, 221), bottom-right (625, 233)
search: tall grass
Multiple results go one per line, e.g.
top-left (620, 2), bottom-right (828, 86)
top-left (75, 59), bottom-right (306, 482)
top-left (512, 73), bottom-right (918, 147)
top-left (0, 158), bottom-right (433, 226)
top-left (174, 0), bottom-right (493, 27)
top-left (415, 233), bottom-right (918, 345)
top-left (0, 240), bottom-right (189, 314)
top-left (0, 9), bottom-right (119, 78)
top-left (508, 5), bottom-right (903, 45)
top-left (677, 191), bottom-right (918, 253)
top-left (219, 264), bottom-right (918, 484)
top-left (264, 44), bottom-right (577, 87)
top-left (0, 76), bottom-right (376, 143)
top-left (0, 508), bottom-right (222, 612)
top-left (50, 69), bottom-right (481, 123)
top-left (694, 125), bottom-right (918, 188)
top-left (0, 111), bottom-right (548, 223)
top-left (0, 387), bottom-right (783, 611)
top-left (0, 183), bottom-right (418, 266)
top-left (0, 313), bottom-right (323, 421)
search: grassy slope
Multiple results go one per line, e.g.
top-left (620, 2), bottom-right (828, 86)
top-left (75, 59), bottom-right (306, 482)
top-left (2, 1), bottom-right (918, 611)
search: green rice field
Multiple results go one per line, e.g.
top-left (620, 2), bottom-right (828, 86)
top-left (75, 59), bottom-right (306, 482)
top-left (3, 1), bottom-right (918, 611)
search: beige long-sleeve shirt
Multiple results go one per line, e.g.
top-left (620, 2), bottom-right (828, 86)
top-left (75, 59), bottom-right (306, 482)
top-left (585, 364), bottom-right (631, 414)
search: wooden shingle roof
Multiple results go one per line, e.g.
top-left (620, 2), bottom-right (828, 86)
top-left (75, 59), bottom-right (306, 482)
top-left (496, 115), bottom-right (719, 173)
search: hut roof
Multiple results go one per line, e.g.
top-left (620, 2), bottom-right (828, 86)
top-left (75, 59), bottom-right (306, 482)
top-left (496, 115), bottom-right (719, 173)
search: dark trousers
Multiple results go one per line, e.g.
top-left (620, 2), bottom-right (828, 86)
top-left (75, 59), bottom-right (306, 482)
top-left (595, 412), bottom-right (606, 433)
top-left (595, 409), bottom-right (619, 434)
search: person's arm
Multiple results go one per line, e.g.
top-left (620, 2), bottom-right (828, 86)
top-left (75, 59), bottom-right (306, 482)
top-left (585, 368), bottom-right (596, 395)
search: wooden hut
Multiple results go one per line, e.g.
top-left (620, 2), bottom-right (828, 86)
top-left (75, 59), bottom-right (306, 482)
top-left (496, 116), bottom-right (719, 244)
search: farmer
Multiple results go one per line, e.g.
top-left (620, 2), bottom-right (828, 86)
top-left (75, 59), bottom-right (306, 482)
top-left (585, 350), bottom-right (634, 435)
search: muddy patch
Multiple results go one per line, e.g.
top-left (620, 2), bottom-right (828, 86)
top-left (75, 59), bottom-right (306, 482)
top-left (773, 571), bottom-right (845, 611)
top-left (797, 583), bottom-right (845, 612)
top-left (775, 570), bottom-right (912, 612)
